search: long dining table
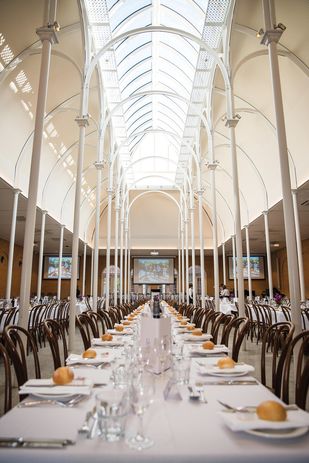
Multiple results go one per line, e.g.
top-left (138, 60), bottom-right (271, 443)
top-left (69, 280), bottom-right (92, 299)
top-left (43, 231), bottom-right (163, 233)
top-left (0, 307), bottom-right (308, 463)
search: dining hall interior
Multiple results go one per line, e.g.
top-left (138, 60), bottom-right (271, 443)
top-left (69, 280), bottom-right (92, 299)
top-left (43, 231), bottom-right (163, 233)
top-left (0, 0), bottom-right (308, 460)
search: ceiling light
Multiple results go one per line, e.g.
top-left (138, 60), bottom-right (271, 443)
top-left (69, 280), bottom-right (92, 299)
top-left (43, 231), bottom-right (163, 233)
top-left (271, 242), bottom-right (280, 247)
top-left (256, 28), bottom-right (264, 38)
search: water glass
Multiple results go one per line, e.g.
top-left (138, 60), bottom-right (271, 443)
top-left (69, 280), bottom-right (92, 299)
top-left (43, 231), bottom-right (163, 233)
top-left (112, 364), bottom-right (129, 389)
top-left (172, 357), bottom-right (190, 385)
top-left (96, 390), bottom-right (128, 442)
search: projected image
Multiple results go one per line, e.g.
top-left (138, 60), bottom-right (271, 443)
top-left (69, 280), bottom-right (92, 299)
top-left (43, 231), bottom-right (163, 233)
top-left (43, 256), bottom-right (79, 279)
top-left (134, 258), bottom-right (174, 284)
top-left (228, 256), bottom-right (265, 280)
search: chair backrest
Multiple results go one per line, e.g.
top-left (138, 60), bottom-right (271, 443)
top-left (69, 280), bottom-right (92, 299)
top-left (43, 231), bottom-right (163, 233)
top-left (260, 321), bottom-right (295, 394)
top-left (76, 313), bottom-right (99, 350)
top-left (0, 343), bottom-right (12, 414)
top-left (87, 311), bottom-right (106, 337)
top-left (222, 317), bottom-right (250, 362)
top-left (43, 319), bottom-right (68, 370)
top-left (3, 325), bottom-right (41, 387)
top-left (282, 330), bottom-right (309, 409)
top-left (98, 310), bottom-right (114, 329)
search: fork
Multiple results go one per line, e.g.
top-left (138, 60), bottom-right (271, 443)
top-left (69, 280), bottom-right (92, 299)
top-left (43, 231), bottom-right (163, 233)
top-left (18, 394), bottom-right (86, 408)
top-left (217, 400), bottom-right (298, 413)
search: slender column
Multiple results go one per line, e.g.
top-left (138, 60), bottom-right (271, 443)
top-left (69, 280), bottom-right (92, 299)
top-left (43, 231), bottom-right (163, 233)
top-left (208, 162), bottom-right (220, 311)
top-left (37, 210), bottom-right (47, 299)
top-left (82, 241), bottom-right (87, 297)
top-left (93, 161), bottom-right (104, 311)
top-left (178, 247), bottom-right (181, 299)
top-left (232, 235), bottom-right (238, 299)
top-left (263, 211), bottom-right (273, 300)
top-left (124, 227), bottom-right (128, 303)
top-left (189, 202), bottom-right (196, 305)
top-left (222, 242), bottom-right (226, 285)
top-left (292, 190), bottom-right (305, 301)
top-left (225, 114), bottom-right (244, 315)
top-left (6, 189), bottom-right (21, 300)
top-left (197, 190), bottom-right (205, 308)
top-left (185, 217), bottom-right (189, 304)
top-left (119, 218), bottom-right (124, 304)
top-left (57, 224), bottom-right (65, 300)
top-left (181, 227), bottom-right (185, 304)
top-left (261, 0), bottom-right (301, 333)
top-left (128, 244), bottom-right (131, 303)
top-left (245, 225), bottom-right (252, 301)
top-left (105, 187), bottom-right (113, 310)
top-left (90, 248), bottom-right (94, 296)
top-left (114, 205), bottom-right (120, 305)
top-left (68, 115), bottom-right (89, 351)
top-left (19, 24), bottom-right (58, 328)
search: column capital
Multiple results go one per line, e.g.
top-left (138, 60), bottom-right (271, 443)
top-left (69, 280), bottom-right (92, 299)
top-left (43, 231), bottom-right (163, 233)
top-left (36, 26), bottom-right (59, 45)
top-left (262, 210), bottom-right (269, 216)
top-left (41, 210), bottom-right (48, 215)
top-left (115, 205), bottom-right (121, 211)
top-left (94, 160), bottom-right (105, 170)
top-left (106, 187), bottom-right (114, 195)
top-left (189, 206), bottom-right (195, 212)
top-left (225, 117), bottom-right (240, 128)
top-left (75, 115), bottom-right (89, 127)
top-left (205, 160), bottom-right (219, 170)
top-left (261, 28), bottom-right (284, 46)
top-left (291, 189), bottom-right (297, 195)
top-left (60, 223), bottom-right (66, 229)
top-left (13, 188), bottom-right (22, 195)
top-left (196, 188), bottom-right (205, 196)
top-left (244, 224), bottom-right (249, 229)
top-left (184, 218), bottom-right (189, 224)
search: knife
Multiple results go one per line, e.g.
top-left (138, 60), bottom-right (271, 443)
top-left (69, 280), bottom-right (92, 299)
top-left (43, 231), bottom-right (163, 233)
top-left (0, 437), bottom-right (75, 448)
top-left (195, 380), bottom-right (259, 386)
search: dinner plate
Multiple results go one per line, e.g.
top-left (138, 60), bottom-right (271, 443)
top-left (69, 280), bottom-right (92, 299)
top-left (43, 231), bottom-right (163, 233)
top-left (31, 392), bottom-right (76, 400)
top-left (200, 364), bottom-right (254, 377)
top-left (184, 333), bottom-right (212, 342)
top-left (107, 329), bottom-right (132, 336)
top-left (192, 345), bottom-right (229, 355)
top-left (246, 426), bottom-right (309, 439)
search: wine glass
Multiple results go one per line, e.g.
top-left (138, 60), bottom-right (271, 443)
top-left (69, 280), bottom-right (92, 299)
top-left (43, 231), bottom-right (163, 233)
top-left (127, 371), bottom-right (155, 450)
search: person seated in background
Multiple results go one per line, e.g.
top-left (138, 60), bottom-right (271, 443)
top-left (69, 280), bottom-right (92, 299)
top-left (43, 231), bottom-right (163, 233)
top-left (220, 285), bottom-right (230, 298)
top-left (188, 284), bottom-right (193, 303)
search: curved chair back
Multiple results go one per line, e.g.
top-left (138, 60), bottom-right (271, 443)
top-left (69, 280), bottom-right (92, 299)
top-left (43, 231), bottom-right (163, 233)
top-left (222, 317), bottom-right (250, 362)
top-left (76, 313), bottom-right (99, 350)
top-left (43, 319), bottom-right (68, 369)
top-left (0, 343), bottom-right (12, 414)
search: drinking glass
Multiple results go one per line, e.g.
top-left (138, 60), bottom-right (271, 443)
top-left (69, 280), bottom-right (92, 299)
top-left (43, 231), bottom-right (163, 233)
top-left (96, 390), bottom-right (129, 442)
top-left (127, 371), bottom-right (155, 450)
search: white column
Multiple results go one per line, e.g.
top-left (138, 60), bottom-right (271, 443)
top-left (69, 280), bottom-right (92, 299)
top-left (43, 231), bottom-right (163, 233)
top-left (90, 248), bottom-right (94, 297)
top-left (185, 218), bottom-right (189, 304)
top-left (93, 161), bottom-right (104, 311)
top-left (178, 247), bottom-right (181, 299)
top-left (225, 113), bottom-right (244, 316)
top-left (19, 23), bottom-right (58, 329)
top-left (292, 190), bottom-right (305, 301)
top-left (82, 241), bottom-right (87, 297)
top-left (105, 187), bottom-right (113, 310)
top-left (128, 244), bottom-right (131, 303)
top-left (245, 225), bottom-right (252, 301)
top-left (197, 190), bottom-right (205, 308)
top-left (120, 218), bottom-right (124, 304)
top-left (262, 0), bottom-right (301, 333)
top-left (232, 235), bottom-right (238, 299)
top-left (114, 205), bottom-right (120, 305)
top-left (124, 227), bottom-right (128, 303)
top-left (181, 227), bottom-right (185, 304)
top-left (57, 224), bottom-right (65, 300)
top-left (208, 162), bottom-right (220, 311)
top-left (6, 188), bottom-right (21, 300)
top-left (37, 210), bottom-right (47, 299)
top-left (222, 242), bottom-right (227, 285)
top-left (68, 115), bottom-right (89, 352)
top-left (263, 210), bottom-right (273, 300)
top-left (189, 202), bottom-right (196, 305)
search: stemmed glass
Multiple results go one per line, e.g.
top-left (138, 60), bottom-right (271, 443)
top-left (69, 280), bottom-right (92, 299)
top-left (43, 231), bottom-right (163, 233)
top-left (127, 371), bottom-right (155, 450)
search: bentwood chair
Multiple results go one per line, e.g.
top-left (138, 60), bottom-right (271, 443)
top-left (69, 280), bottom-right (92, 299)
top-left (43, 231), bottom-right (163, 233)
top-left (260, 322), bottom-right (295, 395)
top-left (221, 317), bottom-right (250, 362)
top-left (76, 313), bottom-right (99, 350)
top-left (3, 325), bottom-right (41, 389)
top-left (87, 311), bottom-right (106, 337)
top-left (0, 343), bottom-right (12, 414)
top-left (281, 330), bottom-right (309, 409)
top-left (43, 319), bottom-right (68, 369)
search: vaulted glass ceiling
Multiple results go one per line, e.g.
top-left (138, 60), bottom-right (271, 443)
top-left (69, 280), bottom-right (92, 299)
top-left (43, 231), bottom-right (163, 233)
top-left (84, 0), bottom-right (231, 189)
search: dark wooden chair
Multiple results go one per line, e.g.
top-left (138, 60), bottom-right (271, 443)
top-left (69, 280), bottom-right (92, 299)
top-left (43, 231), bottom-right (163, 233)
top-left (43, 319), bottom-right (68, 370)
top-left (76, 313), bottom-right (99, 350)
top-left (87, 311), bottom-right (106, 337)
top-left (0, 343), bottom-right (12, 414)
top-left (260, 322), bottom-right (295, 395)
top-left (3, 325), bottom-right (41, 388)
top-left (221, 317), bottom-right (250, 362)
top-left (281, 330), bottom-right (309, 409)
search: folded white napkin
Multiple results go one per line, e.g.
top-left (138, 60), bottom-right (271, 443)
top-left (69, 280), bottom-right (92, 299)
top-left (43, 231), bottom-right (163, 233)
top-left (199, 363), bottom-right (255, 376)
top-left (19, 378), bottom-right (92, 396)
top-left (107, 328), bottom-right (133, 335)
top-left (191, 345), bottom-right (230, 355)
top-left (92, 337), bottom-right (124, 347)
top-left (220, 408), bottom-right (309, 431)
top-left (66, 352), bottom-right (111, 365)
top-left (184, 333), bottom-right (213, 342)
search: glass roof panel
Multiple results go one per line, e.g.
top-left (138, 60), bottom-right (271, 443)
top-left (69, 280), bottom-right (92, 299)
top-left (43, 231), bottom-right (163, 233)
top-left (85, 0), bottom-right (232, 188)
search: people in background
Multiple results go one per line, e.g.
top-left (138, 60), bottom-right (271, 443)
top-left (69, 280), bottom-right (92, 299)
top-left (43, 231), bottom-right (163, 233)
top-left (220, 284), bottom-right (230, 298)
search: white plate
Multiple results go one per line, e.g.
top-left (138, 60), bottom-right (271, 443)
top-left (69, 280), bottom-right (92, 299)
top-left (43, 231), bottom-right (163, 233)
top-left (184, 333), bottom-right (212, 342)
top-left (246, 426), bottom-right (309, 439)
top-left (31, 392), bottom-right (76, 400)
top-left (192, 345), bottom-right (229, 355)
top-left (209, 370), bottom-right (249, 377)
top-left (200, 364), bottom-right (254, 377)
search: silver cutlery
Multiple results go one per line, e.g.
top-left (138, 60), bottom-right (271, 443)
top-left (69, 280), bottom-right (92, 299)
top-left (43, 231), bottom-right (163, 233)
top-left (188, 386), bottom-right (200, 401)
top-left (217, 400), bottom-right (299, 413)
top-left (18, 394), bottom-right (87, 408)
top-left (195, 380), bottom-right (258, 386)
top-left (196, 386), bottom-right (207, 403)
top-left (0, 437), bottom-right (75, 448)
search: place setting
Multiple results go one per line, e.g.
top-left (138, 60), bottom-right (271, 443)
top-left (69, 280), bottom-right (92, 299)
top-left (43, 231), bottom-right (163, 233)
top-left (196, 357), bottom-right (255, 378)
